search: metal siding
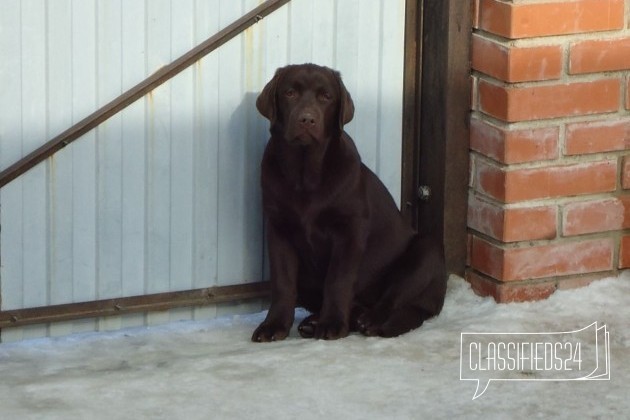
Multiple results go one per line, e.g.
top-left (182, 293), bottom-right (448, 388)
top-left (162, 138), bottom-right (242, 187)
top-left (0, 1), bottom-right (25, 342)
top-left (191, 0), bottom-right (221, 321)
top-left (47, 0), bottom-right (74, 337)
top-left (21, 0), bottom-right (50, 340)
top-left (168, 0), bottom-right (196, 323)
top-left (0, 0), bottom-right (405, 341)
top-left (379, 0), bottom-right (406, 194)
top-left (68, 0), bottom-right (99, 336)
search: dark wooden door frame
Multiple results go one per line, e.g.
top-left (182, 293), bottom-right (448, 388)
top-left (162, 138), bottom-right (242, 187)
top-left (0, 0), bottom-right (471, 329)
top-left (402, 0), bottom-right (471, 276)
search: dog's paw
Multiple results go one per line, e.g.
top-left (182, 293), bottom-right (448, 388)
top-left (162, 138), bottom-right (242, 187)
top-left (297, 314), bottom-right (319, 338)
top-left (251, 322), bottom-right (290, 343)
top-left (298, 314), bottom-right (349, 340)
top-left (356, 310), bottom-right (387, 337)
top-left (314, 320), bottom-right (349, 340)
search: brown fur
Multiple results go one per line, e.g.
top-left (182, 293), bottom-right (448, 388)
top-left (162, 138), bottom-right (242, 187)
top-left (252, 64), bottom-right (446, 342)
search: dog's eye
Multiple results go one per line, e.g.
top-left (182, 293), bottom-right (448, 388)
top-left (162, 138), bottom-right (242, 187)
top-left (318, 92), bottom-right (332, 101)
top-left (284, 89), bottom-right (297, 98)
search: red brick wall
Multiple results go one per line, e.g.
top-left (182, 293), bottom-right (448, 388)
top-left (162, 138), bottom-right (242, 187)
top-left (469, 0), bottom-right (630, 302)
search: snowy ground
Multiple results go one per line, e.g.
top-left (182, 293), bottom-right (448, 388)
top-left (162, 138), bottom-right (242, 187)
top-left (1, 273), bottom-right (628, 420)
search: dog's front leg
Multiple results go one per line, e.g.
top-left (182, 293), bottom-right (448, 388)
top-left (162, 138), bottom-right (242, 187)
top-left (252, 222), bottom-right (298, 342)
top-left (314, 224), bottom-right (366, 340)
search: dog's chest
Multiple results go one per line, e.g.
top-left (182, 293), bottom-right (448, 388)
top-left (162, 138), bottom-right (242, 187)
top-left (271, 199), bottom-right (340, 266)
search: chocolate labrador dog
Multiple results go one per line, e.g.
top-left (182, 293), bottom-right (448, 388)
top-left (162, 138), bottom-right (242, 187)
top-left (252, 63), bottom-right (446, 342)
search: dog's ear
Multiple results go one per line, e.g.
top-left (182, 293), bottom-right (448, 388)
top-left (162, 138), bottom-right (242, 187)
top-left (256, 67), bottom-right (285, 121)
top-left (334, 71), bottom-right (355, 128)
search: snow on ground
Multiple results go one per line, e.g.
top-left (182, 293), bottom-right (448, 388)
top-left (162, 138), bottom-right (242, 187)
top-left (0, 273), bottom-right (628, 420)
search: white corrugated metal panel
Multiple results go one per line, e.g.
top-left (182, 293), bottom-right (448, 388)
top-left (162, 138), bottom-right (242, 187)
top-left (0, 0), bottom-right (405, 341)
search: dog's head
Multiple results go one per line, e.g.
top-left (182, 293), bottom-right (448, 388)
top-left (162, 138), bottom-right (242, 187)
top-left (256, 64), bottom-right (354, 146)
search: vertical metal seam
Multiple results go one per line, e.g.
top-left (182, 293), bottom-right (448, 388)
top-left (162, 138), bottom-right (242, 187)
top-left (142, 0), bottom-right (150, 312)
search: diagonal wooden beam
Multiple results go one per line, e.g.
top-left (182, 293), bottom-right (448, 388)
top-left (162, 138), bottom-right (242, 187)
top-left (0, 0), bottom-right (291, 189)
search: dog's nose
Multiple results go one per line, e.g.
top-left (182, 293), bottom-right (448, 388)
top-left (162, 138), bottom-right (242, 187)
top-left (299, 111), bottom-right (316, 126)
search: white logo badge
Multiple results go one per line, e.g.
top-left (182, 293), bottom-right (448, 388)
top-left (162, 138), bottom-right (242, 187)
top-left (460, 322), bottom-right (610, 399)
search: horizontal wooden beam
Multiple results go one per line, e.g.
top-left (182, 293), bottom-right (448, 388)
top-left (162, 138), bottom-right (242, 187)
top-left (0, 0), bottom-right (291, 189)
top-left (0, 282), bottom-right (270, 329)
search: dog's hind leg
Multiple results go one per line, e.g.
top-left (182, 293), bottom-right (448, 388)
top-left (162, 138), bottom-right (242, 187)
top-left (370, 305), bottom-right (433, 337)
top-left (357, 233), bottom-right (446, 337)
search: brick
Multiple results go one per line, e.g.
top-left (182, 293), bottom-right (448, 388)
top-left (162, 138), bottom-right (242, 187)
top-left (474, 161), bottom-right (507, 201)
top-left (470, 118), bottom-right (559, 164)
top-left (468, 195), bottom-right (504, 240)
top-left (623, 156), bottom-right (630, 189)
top-left (508, 44), bottom-right (563, 83)
top-left (476, 0), bottom-right (625, 39)
top-left (627, 77), bottom-right (630, 110)
top-left (467, 270), bottom-right (618, 302)
top-left (470, 237), bottom-right (614, 282)
top-left (474, 159), bottom-right (617, 203)
top-left (470, 237), bottom-right (503, 280)
top-left (466, 270), bottom-right (557, 303)
top-left (503, 206), bottom-right (558, 243)
top-left (468, 195), bottom-right (557, 242)
top-left (505, 160), bottom-right (617, 202)
top-left (472, 35), bottom-right (508, 80)
top-left (563, 197), bottom-right (630, 236)
top-left (478, 79), bottom-right (621, 123)
top-left (556, 273), bottom-right (612, 291)
top-left (570, 37), bottom-right (630, 74)
top-left (505, 238), bottom-right (614, 280)
top-left (476, 0), bottom-right (512, 38)
top-left (565, 119), bottom-right (630, 155)
top-left (620, 235), bottom-right (630, 268)
top-left (472, 35), bottom-right (562, 82)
